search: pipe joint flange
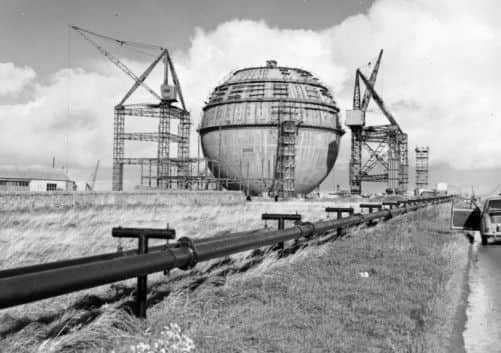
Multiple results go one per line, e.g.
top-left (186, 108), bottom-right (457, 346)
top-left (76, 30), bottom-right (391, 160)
top-left (298, 222), bottom-right (316, 239)
top-left (356, 213), bottom-right (366, 223)
top-left (177, 236), bottom-right (199, 270)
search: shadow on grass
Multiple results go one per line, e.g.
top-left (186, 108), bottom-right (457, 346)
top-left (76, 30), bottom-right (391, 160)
top-left (0, 241), bottom-right (290, 342)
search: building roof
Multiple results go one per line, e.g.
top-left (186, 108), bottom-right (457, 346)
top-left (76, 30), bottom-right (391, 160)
top-left (0, 166), bottom-right (71, 181)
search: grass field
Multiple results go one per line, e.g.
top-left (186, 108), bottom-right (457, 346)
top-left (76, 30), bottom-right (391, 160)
top-left (0, 191), bottom-right (358, 270)
top-left (0, 192), bottom-right (468, 353)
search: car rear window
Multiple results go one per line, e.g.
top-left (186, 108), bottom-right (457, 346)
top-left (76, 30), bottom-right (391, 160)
top-left (487, 199), bottom-right (501, 210)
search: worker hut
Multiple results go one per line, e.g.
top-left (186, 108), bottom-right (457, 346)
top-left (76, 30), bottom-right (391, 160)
top-left (0, 166), bottom-right (74, 192)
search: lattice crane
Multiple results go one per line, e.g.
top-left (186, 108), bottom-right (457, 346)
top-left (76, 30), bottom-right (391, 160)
top-left (85, 160), bottom-right (100, 192)
top-left (346, 49), bottom-right (408, 194)
top-left (71, 25), bottom-right (186, 108)
top-left (71, 25), bottom-right (191, 191)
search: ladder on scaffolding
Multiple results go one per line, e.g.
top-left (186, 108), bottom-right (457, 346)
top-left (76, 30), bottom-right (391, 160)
top-left (272, 102), bottom-right (298, 198)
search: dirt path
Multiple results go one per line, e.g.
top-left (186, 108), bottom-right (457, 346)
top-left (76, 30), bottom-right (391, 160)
top-left (464, 235), bottom-right (501, 353)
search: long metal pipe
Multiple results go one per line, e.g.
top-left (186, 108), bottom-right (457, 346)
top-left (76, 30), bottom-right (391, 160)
top-left (193, 205), bottom-right (416, 262)
top-left (0, 196), bottom-right (450, 309)
top-left (0, 228), bottom-right (270, 279)
top-left (0, 248), bottom-right (142, 279)
top-left (0, 248), bottom-right (193, 309)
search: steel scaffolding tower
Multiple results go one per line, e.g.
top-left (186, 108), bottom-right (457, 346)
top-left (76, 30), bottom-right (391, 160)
top-left (157, 105), bottom-right (171, 189)
top-left (72, 26), bottom-right (191, 191)
top-left (113, 105), bottom-right (190, 191)
top-left (415, 146), bottom-right (429, 189)
top-left (272, 102), bottom-right (299, 198)
top-left (112, 109), bottom-right (125, 191)
top-left (399, 134), bottom-right (409, 191)
top-left (346, 50), bottom-right (408, 194)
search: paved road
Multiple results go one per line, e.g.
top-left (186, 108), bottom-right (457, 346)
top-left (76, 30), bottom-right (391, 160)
top-left (464, 234), bottom-right (501, 353)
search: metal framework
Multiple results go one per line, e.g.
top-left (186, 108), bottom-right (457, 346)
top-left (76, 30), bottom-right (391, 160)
top-left (137, 157), bottom-right (275, 192)
top-left (72, 26), bottom-right (191, 191)
top-left (347, 50), bottom-right (408, 194)
top-left (272, 101), bottom-right (300, 198)
top-left (415, 146), bottom-right (429, 189)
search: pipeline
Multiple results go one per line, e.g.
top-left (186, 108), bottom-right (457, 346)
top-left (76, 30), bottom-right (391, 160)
top-left (0, 195), bottom-right (451, 314)
top-left (0, 228), bottom-right (270, 279)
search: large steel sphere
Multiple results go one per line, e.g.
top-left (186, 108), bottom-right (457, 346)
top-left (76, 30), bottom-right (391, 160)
top-left (199, 60), bottom-right (344, 195)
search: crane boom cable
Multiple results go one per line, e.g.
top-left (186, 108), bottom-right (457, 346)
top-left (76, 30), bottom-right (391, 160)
top-left (71, 26), bottom-right (162, 102)
top-left (70, 25), bottom-right (165, 51)
top-left (65, 25), bottom-right (71, 174)
top-left (109, 43), bottom-right (158, 59)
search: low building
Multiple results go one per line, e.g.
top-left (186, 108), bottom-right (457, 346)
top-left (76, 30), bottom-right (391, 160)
top-left (437, 182), bottom-right (448, 193)
top-left (0, 167), bottom-right (75, 192)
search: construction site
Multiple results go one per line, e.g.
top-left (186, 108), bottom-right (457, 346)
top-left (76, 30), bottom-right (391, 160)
top-left (4, 0), bottom-right (501, 350)
top-left (53, 27), bottom-right (434, 199)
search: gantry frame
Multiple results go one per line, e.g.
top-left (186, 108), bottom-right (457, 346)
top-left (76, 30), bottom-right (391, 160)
top-left (346, 50), bottom-right (408, 194)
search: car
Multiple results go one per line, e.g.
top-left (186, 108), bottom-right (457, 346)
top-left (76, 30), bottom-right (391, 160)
top-left (451, 195), bottom-right (501, 245)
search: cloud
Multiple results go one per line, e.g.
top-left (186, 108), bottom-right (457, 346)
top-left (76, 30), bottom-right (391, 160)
top-left (0, 0), bottom-right (500, 187)
top-left (0, 66), bottom-right (125, 169)
top-left (0, 62), bottom-right (36, 96)
top-left (173, 0), bottom-right (501, 170)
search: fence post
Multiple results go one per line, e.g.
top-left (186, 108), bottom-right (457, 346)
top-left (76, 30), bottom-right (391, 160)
top-left (359, 203), bottom-right (382, 226)
top-left (136, 234), bottom-right (148, 318)
top-left (325, 207), bottom-right (354, 237)
top-left (111, 226), bottom-right (176, 318)
top-left (261, 213), bottom-right (302, 250)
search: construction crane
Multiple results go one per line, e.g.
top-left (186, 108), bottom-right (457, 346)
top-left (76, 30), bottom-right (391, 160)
top-left (346, 49), bottom-right (408, 195)
top-left (71, 26), bottom-right (191, 191)
top-left (71, 25), bottom-right (186, 109)
top-left (85, 160), bottom-right (100, 192)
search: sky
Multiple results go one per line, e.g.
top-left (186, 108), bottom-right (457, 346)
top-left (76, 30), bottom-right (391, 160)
top-left (0, 0), bottom-right (500, 193)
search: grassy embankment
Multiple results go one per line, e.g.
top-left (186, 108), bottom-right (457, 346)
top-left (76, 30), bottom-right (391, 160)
top-left (0, 193), bottom-right (468, 353)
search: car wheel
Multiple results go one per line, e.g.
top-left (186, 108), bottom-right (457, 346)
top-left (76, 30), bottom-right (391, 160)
top-left (481, 234), bottom-right (488, 245)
